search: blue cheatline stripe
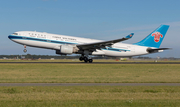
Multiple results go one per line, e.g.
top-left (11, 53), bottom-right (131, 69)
top-left (102, 47), bottom-right (130, 52)
top-left (8, 35), bottom-right (130, 52)
top-left (8, 35), bottom-right (78, 45)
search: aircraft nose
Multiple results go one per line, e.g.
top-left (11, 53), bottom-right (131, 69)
top-left (8, 35), bottom-right (13, 40)
top-left (8, 35), bottom-right (11, 39)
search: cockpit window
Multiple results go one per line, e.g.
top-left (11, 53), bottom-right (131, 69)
top-left (13, 33), bottom-right (18, 35)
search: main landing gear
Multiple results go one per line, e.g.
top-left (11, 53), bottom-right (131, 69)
top-left (79, 56), bottom-right (93, 63)
top-left (23, 45), bottom-right (27, 53)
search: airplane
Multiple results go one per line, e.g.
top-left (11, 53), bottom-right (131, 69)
top-left (8, 25), bottom-right (170, 63)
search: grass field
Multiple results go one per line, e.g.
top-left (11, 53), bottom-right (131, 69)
top-left (1, 62), bottom-right (180, 106)
top-left (0, 86), bottom-right (180, 107)
top-left (0, 63), bottom-right (180, 83)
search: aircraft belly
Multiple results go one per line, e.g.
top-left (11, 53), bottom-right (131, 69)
top-left (102, 50), bottom-right (136, 57)
top-left (92, 50), bottom-right (105, 55)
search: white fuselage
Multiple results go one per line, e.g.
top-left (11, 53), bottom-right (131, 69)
top-left (9, 31), bottom-right (150, 57)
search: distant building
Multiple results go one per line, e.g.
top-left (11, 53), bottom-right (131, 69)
top-left (3, 57), bottom-right (7, 59)
top-left (51, 58), bottom-right (55, 60)
top-left (21, 55), bottom-right (25, 59)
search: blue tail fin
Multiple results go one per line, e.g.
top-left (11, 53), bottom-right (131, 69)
top-left (134, 25), bottom-right (169, 48)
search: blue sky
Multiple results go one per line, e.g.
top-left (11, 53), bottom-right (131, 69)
top-left (1, 0), bottom-right (180, 58)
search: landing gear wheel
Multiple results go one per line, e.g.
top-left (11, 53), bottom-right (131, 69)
top-left (89, 59), bottom-right (93, 63)
top-left (79, 57), bottom-right (84, 61)
top-left (23, 49), bottom-right (27, 53)
top-left (84, 57), bottom-right (88, 63)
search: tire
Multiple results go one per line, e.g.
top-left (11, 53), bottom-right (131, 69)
top-left (84, 57), bottom-right (88, 63)
top-left (79, 56), bottom-right (84, 61)
top-left (89, 59), bottom-right (93, 63)
top-left (23, 49), bottom-right (27, 53)
top-left (79, 57), bottom-right (84, 61)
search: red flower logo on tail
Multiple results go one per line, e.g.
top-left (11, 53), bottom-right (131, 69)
top-left (152, 32), bottom-right (163, 42)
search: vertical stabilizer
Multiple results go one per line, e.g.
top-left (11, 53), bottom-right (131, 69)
top-left (134, 25), bottom-right (169, 48)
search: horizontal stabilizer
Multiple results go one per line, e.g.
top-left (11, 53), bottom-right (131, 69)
top-left (147, 48), bottom-right (171, 53)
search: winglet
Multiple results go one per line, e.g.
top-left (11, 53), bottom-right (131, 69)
top-left (125, 33), bottom-right (134, 39)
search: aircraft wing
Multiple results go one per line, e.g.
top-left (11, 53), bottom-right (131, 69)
top-left (77, 33), bottom-right (134, 51)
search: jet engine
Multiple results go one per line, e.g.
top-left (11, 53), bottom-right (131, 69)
top-left (56, 45), bottom-right (79, 55)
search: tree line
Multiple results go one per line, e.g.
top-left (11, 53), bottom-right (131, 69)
top-left (0, 54), bottom-right (109, 59)
top-left (0, 54), bottom-right (179, 60)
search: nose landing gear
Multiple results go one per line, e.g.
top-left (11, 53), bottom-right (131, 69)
top-left (23, 45), bottom-right (27, 53)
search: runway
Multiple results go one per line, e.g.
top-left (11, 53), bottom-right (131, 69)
top-left (0, 62), bottom-right (180, 64)
top-left (0, 83), bottom-right (180, 86)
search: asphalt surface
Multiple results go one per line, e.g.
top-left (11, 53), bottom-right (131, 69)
top-left (0, 83), bottom-right (180, 86)
top-left (0, 62), bottom-right (180, 64)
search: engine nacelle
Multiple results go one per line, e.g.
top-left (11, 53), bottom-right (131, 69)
top-left (56, 50), bottom-right (67, 55)
top-left (60, 45), bottom-right (73, 54)
top-left (56, 45), bottom-right (79, 55)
